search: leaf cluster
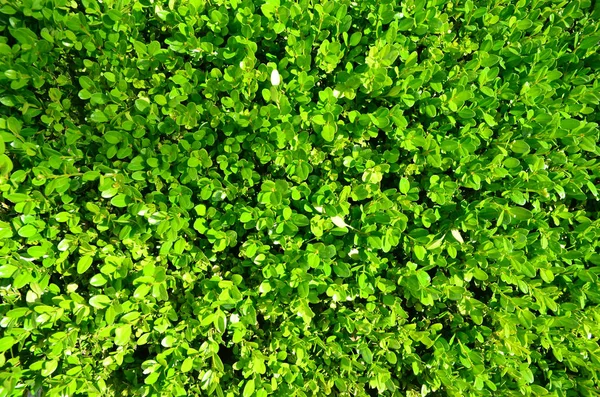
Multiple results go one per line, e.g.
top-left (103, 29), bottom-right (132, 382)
top-left (1, 0), bottom-right (600, 396)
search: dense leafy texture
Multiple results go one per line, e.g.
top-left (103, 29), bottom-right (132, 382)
top-left (1, 0), bottom-right (600, 396)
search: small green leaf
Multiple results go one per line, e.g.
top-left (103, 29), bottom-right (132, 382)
top-left (214, 310), bottom-right (227, 333)
top-left (426, 235), bottom-right (444, 250)
top-left (77, 256), bottom-right (93, 274)
top-left (104, 131), bottom-right (121, 144)
top-left (414, 245), bottom-right (426, 260)
top-left (134, 284), bottom-right (151, 299)
top-left (83, 171), bottom-right (101, 181)
top-left (89, 295), bottom-right (111, 309)
top-left (111, 194), bottom-right (130, 208)
top-left (5, 193), bottom-right (30, 203)
top-left (0, 336), bottom-right (15, 352)
top-left (349, 32), bottom-right (362, 46)
top-left (580, 35), bottom-right (600, 50)
top-left (41, 359), bottom-right (59, 377)
top-left (181, 357), bottom-right (194, 372)
top-left (114, 324), bottom-right (132, 346)
top-left (55, 212), bottom-right (70, 222)
top-left (399, 178), bottom-right (410, 194)
top-left (104, 72), bottom-right (116, 82)
top-left (18, 225), bottom-right (37, 238)
top-left (540, 268), bottom-right (554, 283)
top-left (0, 154), bottom-right (13, 176)
top-left (587, 181), bottom-right (598, 197)
top-left (509, 207), bottom-right (533, 220)
top-left (135, 98), bottom-right (150, 112)
top-left (161, 335), bottom-right (175, 347)
top-left (90, 110), bottom-right (109, 123)
top-left (145, 371), bottom-right (160, 385)
top-left (27, 246), bottom-right (47, 258)
top-left (511, 140), bottom-right (530, 154)
top-left (473, 268), bottom-right (488, 281)
top-left (243, 379), bottom-right (255, 397)
top-left (90, 274), bottom-right (107, 287)
top-left (417, 270), bottom-right (431, 287)
top-left (458, 108), bottom-right (476, 119)
top-left (307, 253), bottom-right (320, 268)
top-left (360, 345), bottom-right (373, 364)
top-left (483, 113), bottom-right (497, 126)
top-left (0, 5), bottom-right (17, 14)
top-left (397, 17), bottom-right (414, 31)
top-left (321, 124), bottom-right (336, 142)
top-left (560, 118), bottom-right (580, 130)
top-left (58, 238), bottom-right (71, 251)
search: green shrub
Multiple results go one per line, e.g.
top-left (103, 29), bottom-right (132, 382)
top-left (1, 0), bottom-right (600, 396)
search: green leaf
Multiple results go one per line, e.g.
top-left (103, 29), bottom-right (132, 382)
top-left (349, 32), bottom-right (362, 46)
top-left (111, 194), bottom-right (130, 208)
top-left (587, 181), bottom-right (598, 197)
top-left (458, 108), bottom-right (476, 119)
top-left (0, 154), bottom-right (13, 176)
top-left (509, 207), bottom-right (533, 220)
top-left (0, 265), bottom-right (18, 278)
top-left (511, 140), bottom-right (530, 154)
top-left (540, 268), bottom-right (554, 283)
top-left (414, 245), bottom-right (426, 260)
top-left (161, 335), bottom-right (175, 347)
top-left (145, 371), bottom-right (160, 385)
top-left (580, 35), bottom-right (600, 50)
top-left (0, 336), bottom-right (15, 352)
top-left (424, 105), bottom-right (436, 117)
top-left (307, 253), bottom-right (320, 268)
top-left (397, 17), bottom-right (414, 31)
top-left (243, 379), bottom-right (255, 397)
top-left (134, 284), bottom-right (151, 299)
top-left (0, 5), bottom-right (17, 14)
top-left (27, 246), bottom-right (47, 258)
top-left (135, 98), bottom-right (150, 112)
top-left (104, 131), bottom-right (121, 144)
top-left (77, 256), bottom-right (93, 274)
top-left (483, 113), bottom-right (496, 126)
top-left (90, 110), bottom-right (109, 123)
top-left (360, 345), bottom-right (373, 364)
top-left (560, 118), bottom-right (580, 130)
top-left (426, 235), bottom-right (444, 250)
top-left (10, 27), bottom-right (37, 45)
top-left (5, 193), bottom-right (29, 203)
top-left (90, 274), bottom-right (108, 287)
top-left (89, 295), bottom-right (111, 309)
top-left (214, 310), bottom-right (227, 333)
top-left (115, 324), bottom-right (132, 346)
top-left (181, 357), bottom-right (194, 372)
top-left (321, 124), bottom-right (336, 142)
top-left (473, 268), bottom-right (488, 281)
top-left (83, 171), bottom-right (101, 181)
top-left (18, 225), bottom-right (37, 238)
top-left (41, 359), bottom-right (59, 377)
top-left (399, 178), bottom-right (410, 194)
top-left (417, 270), bottom-right (431, 287)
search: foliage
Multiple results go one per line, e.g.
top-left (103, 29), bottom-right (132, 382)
top-left (1, 0), bottom-right (600, 396)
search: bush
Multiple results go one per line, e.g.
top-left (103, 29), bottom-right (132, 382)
top-left (1, 0), bottom-right (600, 396)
